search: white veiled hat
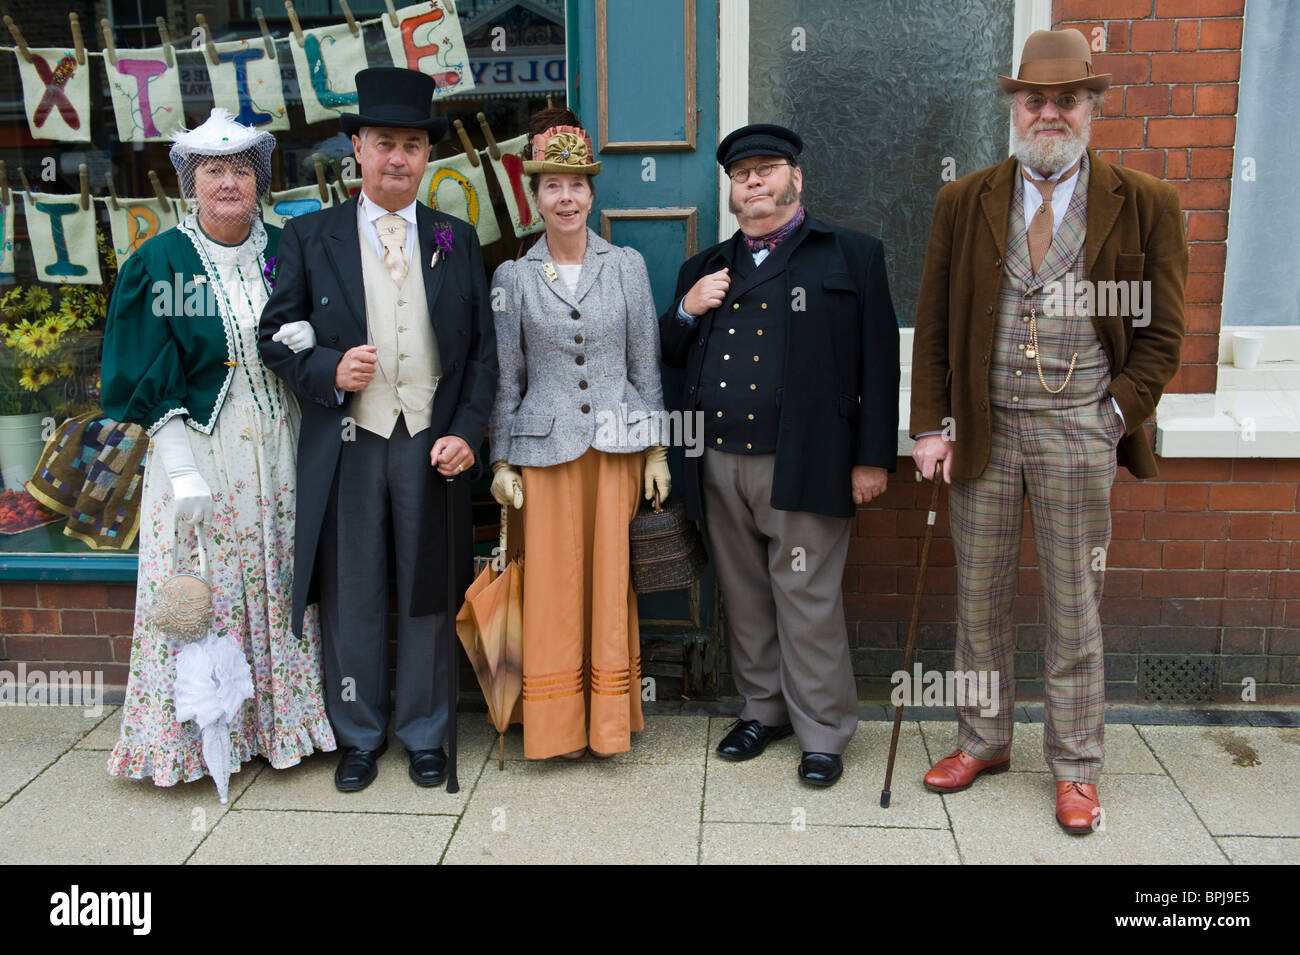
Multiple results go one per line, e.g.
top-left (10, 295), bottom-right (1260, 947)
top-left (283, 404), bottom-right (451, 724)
top-left (169, 107), bottom-right (276, 201)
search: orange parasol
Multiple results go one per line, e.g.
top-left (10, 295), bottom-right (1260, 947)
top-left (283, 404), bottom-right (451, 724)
top-left (456, 504), bottom-right (523, 769)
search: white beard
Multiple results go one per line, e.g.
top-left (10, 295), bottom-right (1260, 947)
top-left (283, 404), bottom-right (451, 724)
top-left (1011, 117), bottom-right (1091, 176)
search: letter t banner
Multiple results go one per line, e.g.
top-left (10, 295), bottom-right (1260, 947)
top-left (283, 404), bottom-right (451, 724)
top-left (108, 49), bottom-right (185, 142)
top-left (21, 192), bottom-right (103, 285)
top-left (16, 49), bottom-right (91, 142)
top-left (382, 1), bottom-right (476, 96)
top-left (205, 39), bottom-right (289, 131)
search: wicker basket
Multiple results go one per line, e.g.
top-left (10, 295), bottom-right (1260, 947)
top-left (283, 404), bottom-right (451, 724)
top-left (629, 497), bottom-right (707, 594)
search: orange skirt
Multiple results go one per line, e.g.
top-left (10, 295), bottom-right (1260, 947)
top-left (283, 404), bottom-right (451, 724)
top-left (520, 448), bottom-right (644, 758)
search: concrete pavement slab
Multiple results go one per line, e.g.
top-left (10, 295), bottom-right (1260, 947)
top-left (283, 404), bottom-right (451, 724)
top-left (0, 750), bottom-right (262, 864)
top-left (1217, 836), bottom-right (1300, 865)
top-left (189, 810), bottom-right (456, 864)
top-left (945, 772), bottom-right (1226, 864)
top-left (700, 822), bottom-right (960, 864)
top-left (1137, 726), bottom-right (1300, 836)
top-left (704, 719), bottom-right (950, 829)
top-left (443, 759), bottom-right (701, 864)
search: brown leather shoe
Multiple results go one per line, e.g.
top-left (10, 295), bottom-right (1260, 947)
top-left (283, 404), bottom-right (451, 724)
top-left (923, 748), bottom-right (1010, 793)
top-left (1055, 781), bottom-right (1100, 835)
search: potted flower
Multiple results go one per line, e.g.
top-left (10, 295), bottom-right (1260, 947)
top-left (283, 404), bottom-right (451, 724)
top-left (0, 232), bottom-right (114, 489)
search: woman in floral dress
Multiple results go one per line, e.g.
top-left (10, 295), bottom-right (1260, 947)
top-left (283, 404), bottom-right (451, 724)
top-left (102, 108), bottom-right (335, 786)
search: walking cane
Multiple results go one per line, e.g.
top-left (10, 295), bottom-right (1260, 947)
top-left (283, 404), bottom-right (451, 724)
top-left (880, 474), bottom-right (944, 808)
top-left (444, 474), bottom-right (460, 794)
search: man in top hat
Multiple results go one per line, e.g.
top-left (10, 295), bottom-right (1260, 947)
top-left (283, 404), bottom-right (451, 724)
top-left (660, 123), bottom-right (900, 787)
top-left (910, 30), bottom-right (1186, 831)
top-left (258, 67), bottom-right (496, 792)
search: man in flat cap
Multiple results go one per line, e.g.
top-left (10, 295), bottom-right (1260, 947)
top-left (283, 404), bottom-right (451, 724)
top-left (259, 67), bottom-right (496, 793)
top-left (660, 123), bottom-right (899, 786)
top-left (911, 29), bottom-right (1186, 831)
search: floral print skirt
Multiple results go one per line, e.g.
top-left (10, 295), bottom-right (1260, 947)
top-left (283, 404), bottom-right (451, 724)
top-left (107, 388), bottom-right (336, 787)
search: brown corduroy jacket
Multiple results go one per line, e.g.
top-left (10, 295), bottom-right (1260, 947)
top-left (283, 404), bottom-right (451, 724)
top-left (910, 150), bottom-right (1188, 480)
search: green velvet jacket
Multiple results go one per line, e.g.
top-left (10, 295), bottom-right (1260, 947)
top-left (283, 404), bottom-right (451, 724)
top-left (101, 219), bottom-right (282, 436)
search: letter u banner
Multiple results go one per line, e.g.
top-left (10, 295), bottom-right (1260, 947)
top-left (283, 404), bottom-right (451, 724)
top-left (289, 24), bottom-right (369, 125)
top-left (21, 192), bottom-right (102, 285)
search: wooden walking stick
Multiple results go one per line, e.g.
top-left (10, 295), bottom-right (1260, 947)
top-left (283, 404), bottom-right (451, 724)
top-left (444, 474), bottom-right (460, 794)
top-left (881, 475), bottom-right (944, 808)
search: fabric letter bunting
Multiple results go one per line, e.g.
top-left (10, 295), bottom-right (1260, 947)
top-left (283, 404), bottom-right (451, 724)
top-left (106, 198), bottom-right (181, 266)
top-left (484, 135), bottom-right (544, 238)
top-left (16, 48), bottom-right (91, 142)
top-left (0, 194), bottom-right (15, 279)
top-left (262, 186), bottom-right (333, 228)
top-left (21, 191), bottom-right (102, 285)
top-left (107, 48), bottom-right (185, 142)
top-left (206, 39), bottom-right (289, 132)
top-left (382, 2), bottom-right (475, 97)
top-left (289, 23), bottom-right (369, 125)
top-left (418, 153), bottom-right (501, 246)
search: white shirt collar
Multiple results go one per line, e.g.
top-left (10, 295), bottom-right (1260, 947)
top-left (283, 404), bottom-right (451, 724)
top-left (359, 190), bottom-right (418, 227)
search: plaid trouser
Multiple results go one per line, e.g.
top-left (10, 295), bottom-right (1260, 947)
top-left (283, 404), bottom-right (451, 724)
top-left (948, 399), bottom-right (1123, 783)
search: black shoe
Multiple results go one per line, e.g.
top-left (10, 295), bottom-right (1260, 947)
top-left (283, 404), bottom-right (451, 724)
top-left (408, 747), bottom-right (448, 788)
top-left (798, 752), bottom-right (843, 787)
top-left (715, 719), bottom-right (794, 761)
top-left (334, 740), bottom-right (388, 792)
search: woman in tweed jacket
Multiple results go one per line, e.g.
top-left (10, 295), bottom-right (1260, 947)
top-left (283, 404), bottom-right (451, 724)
top-left (489, 108), bottom-right (670, 759)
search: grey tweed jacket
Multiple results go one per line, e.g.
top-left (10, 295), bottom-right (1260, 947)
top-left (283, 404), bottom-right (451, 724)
top-left (489, 228), bottom-right (664, 467)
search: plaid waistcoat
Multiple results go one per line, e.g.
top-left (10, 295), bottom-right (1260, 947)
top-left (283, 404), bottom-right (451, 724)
top-left (989, 154), bottom-right (1110, 410)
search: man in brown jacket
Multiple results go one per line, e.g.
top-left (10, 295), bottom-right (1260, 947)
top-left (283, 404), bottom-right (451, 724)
top-left (910, 29), bottom-right (1186, 833)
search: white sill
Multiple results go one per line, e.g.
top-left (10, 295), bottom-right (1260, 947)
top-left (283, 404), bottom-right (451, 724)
top-left (895, 326), bottom-right (1300, 458)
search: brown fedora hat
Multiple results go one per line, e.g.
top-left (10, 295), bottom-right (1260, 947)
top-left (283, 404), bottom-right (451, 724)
top-left (998, 29), bottom-right (1111, 93)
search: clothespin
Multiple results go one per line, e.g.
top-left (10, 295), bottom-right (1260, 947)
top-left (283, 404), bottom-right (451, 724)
top-left (285, 1), bottom-right (304, 46)
top-left (4, 16), bottom-right (33, 63)
top-left (17, 167), bottom-right (34, 196)
top-left (69, 12), bottom-right (85, 65)
top-left (0, 162), bottom-right (10, 206)
top-left (147, 170), bottom-right (169, 214)
top-left (477, 113), bottom-right (501, 160)
top-left (339, 0), bottom-right (360, 37)
top-left (546, 94), bottom-right (554, 109)
top-left (78, 163), bottom-right (90, 211)
top-left (156, 16), bottom-right (175, 68)
top-left (100, 17), bottom-right (117, 66)
top-left (107, 180), bottom-right (121, 211)
top-left (445, 0), bottom-right (457, 16)
top-left (453, 119), bottom-right (480, 167)
top-left (329, 159), bottom-right (349, 202)
top-left (255, 8), bottom-right (276, 59)
top-left (195, 14), bottom-right (219, 65)
top-left (313, 155), bottom-right (329, 202)
top-left (384, 0), bottom-right (399, 28)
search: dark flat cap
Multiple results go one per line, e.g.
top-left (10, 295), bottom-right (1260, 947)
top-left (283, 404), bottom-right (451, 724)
top-left (716, 123), bottom-right (803, 169)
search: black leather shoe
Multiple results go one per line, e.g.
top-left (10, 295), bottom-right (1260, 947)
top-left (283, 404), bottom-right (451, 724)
top-left (408, 748), bottom-right (448, 787)
top-left (715, 719), bottom-right (794, 761)
top-left (798, 752), bottom-right (843, 787)
top-left (334, 740), bottom-right (388, 792)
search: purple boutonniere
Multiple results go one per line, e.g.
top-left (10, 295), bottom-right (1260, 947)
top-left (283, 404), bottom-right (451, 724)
top-left (431, 226), bottom-right (454, 267)
top-left (263, 257), bottom-right (277, 290)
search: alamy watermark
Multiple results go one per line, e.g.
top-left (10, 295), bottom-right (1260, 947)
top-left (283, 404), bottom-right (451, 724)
top-left (1040, 276), bottom-right (1153, 327)
top-left (0, 663), bottom-right (104, 717)
top-left (595, 403), bottom-right (704, 458)
top-left (890, 663), bottom-right (999, 717)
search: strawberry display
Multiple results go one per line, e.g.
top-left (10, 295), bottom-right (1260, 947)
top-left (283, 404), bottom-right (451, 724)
top-left (0, 488), bottom-right (58, 534)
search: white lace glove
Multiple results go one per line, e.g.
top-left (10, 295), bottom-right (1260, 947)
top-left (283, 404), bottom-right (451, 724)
top-left (644, 446), bottom-right (671, 507)
top-left (151, 416), bottom-right (213, 528)
top-left (490, 460), bottom-right (524, 509)
top-left (271, 320), bottom-right (316, 353)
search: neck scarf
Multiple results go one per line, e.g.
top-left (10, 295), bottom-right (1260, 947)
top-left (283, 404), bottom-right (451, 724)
top-left (743, 204), bottom-right (806, 255)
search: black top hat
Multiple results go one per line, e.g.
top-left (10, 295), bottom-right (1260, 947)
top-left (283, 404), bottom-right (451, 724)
top-left (716, 123), bottom-right (803, 170)
top-left (340, 67), bottom-right (449, 140)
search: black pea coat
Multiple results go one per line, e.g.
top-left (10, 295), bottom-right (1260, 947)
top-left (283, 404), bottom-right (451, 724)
top-left (257, 197), bottom-right (497, 634)
top-left (659, 216), bottom-right (900, 521)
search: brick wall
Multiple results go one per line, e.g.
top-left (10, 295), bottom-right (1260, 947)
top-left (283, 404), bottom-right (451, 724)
top-left (1, 583), bottom-right (136, 689)
top-left (1058, 0), bottom-right (1245, 394)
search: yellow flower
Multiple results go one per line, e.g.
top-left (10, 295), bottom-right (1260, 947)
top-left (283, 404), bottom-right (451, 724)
top-left (37, 367), bottom-right (56, 386)
top-left (18, 367), bottom-right (42, 390)
top-left (17, 321), bottom-right (59, 358)
top-left (23, 287), bottom-right (52, 313)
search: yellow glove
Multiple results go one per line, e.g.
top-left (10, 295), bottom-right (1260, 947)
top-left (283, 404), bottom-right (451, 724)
top-left (490, 460), bottom-right (524, 509)
top-left (643, 446), bottom-right (671, 507)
